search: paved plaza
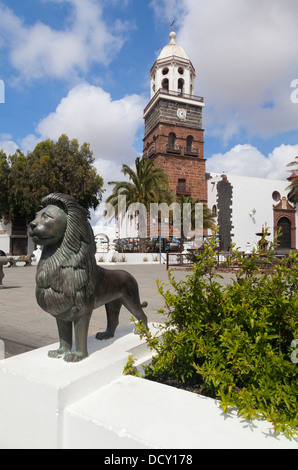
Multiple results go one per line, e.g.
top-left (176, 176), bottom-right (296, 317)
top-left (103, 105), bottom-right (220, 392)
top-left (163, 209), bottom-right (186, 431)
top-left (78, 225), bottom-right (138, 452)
top-left (0, 263), bottom-right (234, 358)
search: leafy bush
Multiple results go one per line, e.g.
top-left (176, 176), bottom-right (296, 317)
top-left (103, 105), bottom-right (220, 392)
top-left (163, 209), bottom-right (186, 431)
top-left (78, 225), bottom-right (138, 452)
top-left (129, 229), bottom-right (298, 438)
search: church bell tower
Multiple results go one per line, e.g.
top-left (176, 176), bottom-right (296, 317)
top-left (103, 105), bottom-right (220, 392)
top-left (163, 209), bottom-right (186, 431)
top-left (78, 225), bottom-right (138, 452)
top-left (143, 30), bottom-right (207, 203)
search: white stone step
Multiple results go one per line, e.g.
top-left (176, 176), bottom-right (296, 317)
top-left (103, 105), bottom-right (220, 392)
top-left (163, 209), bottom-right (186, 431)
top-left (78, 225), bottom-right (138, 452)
top-left (64, 375), bottom-right (298, 450)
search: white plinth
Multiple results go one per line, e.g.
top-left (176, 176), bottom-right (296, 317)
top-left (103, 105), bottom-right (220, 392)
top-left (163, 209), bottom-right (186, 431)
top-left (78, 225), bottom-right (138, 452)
top-left (0, 323), bottom-right (158, 449)
top-left (64, 375), bottom-right (298, 449)
top-left (0, 322), bottom-right (298, 449)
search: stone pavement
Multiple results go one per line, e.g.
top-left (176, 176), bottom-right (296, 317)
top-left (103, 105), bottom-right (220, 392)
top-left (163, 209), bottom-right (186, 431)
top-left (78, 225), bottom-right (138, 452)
top-left (0, 264), bottom-right (234, 358)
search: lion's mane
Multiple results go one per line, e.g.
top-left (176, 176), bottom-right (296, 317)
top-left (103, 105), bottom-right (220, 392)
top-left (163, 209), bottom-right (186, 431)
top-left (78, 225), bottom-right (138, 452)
top-left (36, 193), bottom-right (98, 318)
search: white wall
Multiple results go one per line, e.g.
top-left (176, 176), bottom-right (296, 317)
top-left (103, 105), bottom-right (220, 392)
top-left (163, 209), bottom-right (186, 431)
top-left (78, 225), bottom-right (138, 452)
top-left (0, 220), bottom-right (11, 254)
top-left (0, 221), bottom-right (43, 256)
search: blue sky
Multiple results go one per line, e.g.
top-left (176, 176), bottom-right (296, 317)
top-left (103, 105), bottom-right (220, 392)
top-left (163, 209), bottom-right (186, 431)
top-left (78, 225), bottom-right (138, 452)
top-left (1, 0), bottom-right (298, 217)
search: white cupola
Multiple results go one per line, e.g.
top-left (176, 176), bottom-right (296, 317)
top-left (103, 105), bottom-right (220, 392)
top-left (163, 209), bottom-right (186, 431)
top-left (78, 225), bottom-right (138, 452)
top-left (150, 30), bottom-right (196, 99)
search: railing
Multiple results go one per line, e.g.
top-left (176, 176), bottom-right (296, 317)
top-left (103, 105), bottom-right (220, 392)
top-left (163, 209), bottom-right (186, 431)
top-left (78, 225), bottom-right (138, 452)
top-left (144, 145), bottom-right (199, 159)
top-left (166, 144), bottom-right (182, 154)
top-left (166, 252), bottom-right (194, 270)
top-left (147, 146), bottom-right (156, 158)
top-left (144, 88), bottom-right (204, 115)
top-left (184, 147), bottom-right (199, 157)
top-left (166, 250), bottom-right (290, 271)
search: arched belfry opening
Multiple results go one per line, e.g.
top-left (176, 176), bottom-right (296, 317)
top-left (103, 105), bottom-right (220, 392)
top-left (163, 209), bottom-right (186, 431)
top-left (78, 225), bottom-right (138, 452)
top-left (162, 78), bottom-right (169, 93)
top-left (178, 78), bottom-right (184, 95)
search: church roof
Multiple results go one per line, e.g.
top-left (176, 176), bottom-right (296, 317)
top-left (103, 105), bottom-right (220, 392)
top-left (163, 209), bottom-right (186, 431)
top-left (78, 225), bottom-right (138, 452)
top-left (157, 31), bottom-right (190, 61)
top-left (288, 172), bottom-right (298, 181)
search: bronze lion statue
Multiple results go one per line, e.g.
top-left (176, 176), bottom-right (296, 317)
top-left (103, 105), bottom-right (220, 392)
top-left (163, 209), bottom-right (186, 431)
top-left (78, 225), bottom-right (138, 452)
top-left (29, 193), bottom-right (148, 362)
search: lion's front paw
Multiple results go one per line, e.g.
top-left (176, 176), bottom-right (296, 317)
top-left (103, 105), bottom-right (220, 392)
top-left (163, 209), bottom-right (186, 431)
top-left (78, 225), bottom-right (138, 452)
top-left (63, 351), bottom-right (88, 362)
top-left (48, 348), bottom-right (70, 359)
top-left (96, 330), bottom-right (114, 341)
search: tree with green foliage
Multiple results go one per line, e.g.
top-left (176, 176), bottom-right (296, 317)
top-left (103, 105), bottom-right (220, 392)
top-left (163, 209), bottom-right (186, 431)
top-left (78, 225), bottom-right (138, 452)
top-left (107, 156), bottom-right (175, 215)
top-left (0, 150), bottom-right (10, 219)
top-left (0, 134), bottom-right (104, 222)
top-left (128, 229), bottom-right (298, 438)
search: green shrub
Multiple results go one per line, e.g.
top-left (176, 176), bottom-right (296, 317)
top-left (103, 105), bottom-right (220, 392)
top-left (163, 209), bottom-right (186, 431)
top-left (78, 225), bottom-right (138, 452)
top-left (129, 228), bottom-right (298, 438)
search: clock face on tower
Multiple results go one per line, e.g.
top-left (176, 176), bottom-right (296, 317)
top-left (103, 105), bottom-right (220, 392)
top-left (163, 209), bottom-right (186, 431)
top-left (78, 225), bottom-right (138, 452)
top-left (177, 108), bottom-right (187, 120)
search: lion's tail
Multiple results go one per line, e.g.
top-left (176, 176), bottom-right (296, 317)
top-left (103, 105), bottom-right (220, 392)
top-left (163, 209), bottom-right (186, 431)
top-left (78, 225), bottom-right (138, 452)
top-left (141, 301), bottom-right (148, 308)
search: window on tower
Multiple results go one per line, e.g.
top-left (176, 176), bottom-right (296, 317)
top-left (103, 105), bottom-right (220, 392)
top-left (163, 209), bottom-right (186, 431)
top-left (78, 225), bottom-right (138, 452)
top-left (162, 78), bottom-right (169, 93)
top-left (176, 178), bottom-right (190, 196)
top-left (178, 78), bottom-right (184, 95)
top-left (186, 136), bottom-right (193, 152)
top-left (168, 133), bottom-right (176, 150)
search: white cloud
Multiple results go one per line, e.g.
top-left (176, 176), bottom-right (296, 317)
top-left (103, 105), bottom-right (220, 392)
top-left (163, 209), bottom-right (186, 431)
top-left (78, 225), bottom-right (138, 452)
top-left (149, 0), bottom-right (187, 25)
top-left (36, 83), bottom-right (146, 163)
top-left (20, 83), bottom-right (146, 191)
top-left (151, 0), bottom-right (298, 142)
top-left (20, 134), bottom-right (40, 152)
top-left (93, 158), bottom-right (127, 201)
top-left (0, 139), bottom-right (18, 155)
top-left (0, 0), bottom-right (127, 81)
top-left (206, 143), bottom-right (298, 180)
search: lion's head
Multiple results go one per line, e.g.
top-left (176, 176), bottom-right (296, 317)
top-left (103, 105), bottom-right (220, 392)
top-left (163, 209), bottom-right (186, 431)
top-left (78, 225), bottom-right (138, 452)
top-left (29, 203), bottom-right (68, 246)
top-left (29, 193), bottom-right (97, 318)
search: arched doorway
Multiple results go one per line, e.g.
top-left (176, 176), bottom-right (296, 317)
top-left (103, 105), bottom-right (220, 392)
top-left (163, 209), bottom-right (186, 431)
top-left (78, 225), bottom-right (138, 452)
top-left (94, 233), bottom-right (109, 252)
top-left (277, 217), bottom-right (291, 249)
top-left (10, 217), bottom-right (28, 255)
top-left (273, 196), bottom-right (296, 251)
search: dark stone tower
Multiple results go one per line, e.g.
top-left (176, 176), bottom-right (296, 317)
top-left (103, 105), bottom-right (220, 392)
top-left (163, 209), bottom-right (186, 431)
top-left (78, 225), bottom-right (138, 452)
top-left (143, 30), bottom-right (207, 203)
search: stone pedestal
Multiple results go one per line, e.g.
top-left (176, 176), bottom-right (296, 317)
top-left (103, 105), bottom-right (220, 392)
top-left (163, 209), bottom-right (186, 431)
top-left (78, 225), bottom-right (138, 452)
top-left (0, 323), bottom-right (157, 449)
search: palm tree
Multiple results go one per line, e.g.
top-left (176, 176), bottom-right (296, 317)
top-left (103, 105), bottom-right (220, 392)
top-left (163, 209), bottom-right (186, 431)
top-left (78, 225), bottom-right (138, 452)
top-left (287, 156), bottom-right (298, 203)
top-left (106, 157), bottom-right (175, 250)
